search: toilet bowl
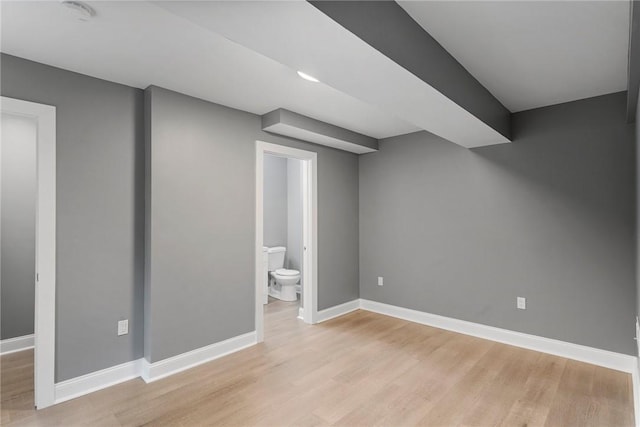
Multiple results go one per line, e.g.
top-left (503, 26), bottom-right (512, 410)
top-left (271, 268), bottom-right (300, 302)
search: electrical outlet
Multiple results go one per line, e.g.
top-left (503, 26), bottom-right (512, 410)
top-left (378, 276), bottom-right (384, 286)
top-left (117, 319), bottom-right (129, 336)
top-left (517, 297), bottom-right (526, 310)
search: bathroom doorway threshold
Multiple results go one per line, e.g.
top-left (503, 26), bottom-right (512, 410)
top-left (255, 141), bottom-right (318, 343)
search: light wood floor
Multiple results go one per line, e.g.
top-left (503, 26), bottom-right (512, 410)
top-left (1, 300), bottom-right (634, 426)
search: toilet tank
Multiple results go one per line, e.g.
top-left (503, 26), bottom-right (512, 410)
top-left (267, 246), bottom-right (286, 271)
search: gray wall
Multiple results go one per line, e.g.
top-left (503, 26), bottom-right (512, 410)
top-left (263, 154), bottom-right (288, 248)
top-left (1, 113), bottom-right (36, 340)
top-left (145, 86), bottom-right (358, 362)
top-left (360, 92), bottom-right (635, 355)
top-left (287, 158), bottom-right (303, 275)
top-left (1, 54), bottom-right (145, 381)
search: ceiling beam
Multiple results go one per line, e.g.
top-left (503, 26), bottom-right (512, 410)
top-left (262, 109), bottom-right (378, 154)
top-left (309, 0), bottom-right (511, 140)
top-left (156, 1), bottom-right (511, 148)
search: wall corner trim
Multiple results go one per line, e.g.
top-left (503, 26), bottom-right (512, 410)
top-left (632, 363), bottom-right (640, 427)
top-left (141, 331), bottom-right (257, 383)
top-left (0, 334), bottom-right (34, 355)
top-left (55, 358), bottom-right (144, 404)
top-left (359, 299), bottom-right (638, 373)
top-left (316, 300), bottom-right (361, 323)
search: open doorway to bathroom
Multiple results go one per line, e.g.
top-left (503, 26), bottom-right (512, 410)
top-left (263, 153), bottom-right (303, 321)
top-left (255, 141), bottom-right (317, 342)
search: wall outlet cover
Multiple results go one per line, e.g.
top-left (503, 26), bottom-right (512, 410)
top-left (378, 276), bottom-right (384, 286)
top-left (517, 297), bottom-right (526, 310)
top-left (117, 319), bottom-right (129, 336)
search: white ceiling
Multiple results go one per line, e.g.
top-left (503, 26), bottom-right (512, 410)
top-left (0, 1), bottom-right (418, 139)
top-left (2, 1), bottom-right (629, 145)
top-left (399, 0), bottom-right (630, 112)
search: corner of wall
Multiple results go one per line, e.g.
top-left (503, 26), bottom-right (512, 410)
top-left (143, 86), bottom-right (152, 361)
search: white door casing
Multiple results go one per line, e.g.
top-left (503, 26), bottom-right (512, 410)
top-left (255, 140), bottom-right (318, 342)
top-left (1, 96), bottom-right (56, 409)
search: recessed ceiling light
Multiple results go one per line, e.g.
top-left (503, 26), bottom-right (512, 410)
top-left (297, 71), bottom-right (320, 83)
top-left (61, 1), bottom-right (96, 22)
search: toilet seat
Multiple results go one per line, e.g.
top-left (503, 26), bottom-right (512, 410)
top-left (275, 268), bottom-right (299, 276)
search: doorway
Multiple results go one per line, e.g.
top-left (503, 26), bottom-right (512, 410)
top-left (1, 96), bottom-right (56, 409)
top-left (255, 141), bottom-right (317, 342)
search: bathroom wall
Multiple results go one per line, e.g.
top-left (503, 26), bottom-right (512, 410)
top-left (263, 154), bottom-right (288, 248)
top-left (287, 158), bottom-right (304, 275)
top-left (360, 92), bottom-right (635, 355)
top-left (1, 113), bottom-right (37, 340)
top-left (263, 155), bottom-right (304, 274)
top-left (145, 86), bottom-right (359, 363)
top-left (1, 54), bottom-right (145, 381)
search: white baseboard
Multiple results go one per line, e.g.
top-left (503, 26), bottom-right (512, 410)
top-left (316, 299), bottom-right (360, 323)
top-left (55, 358), bottom-right (143, 404)
top-left (359, 299), bottom-right (637, 373)
top-left (53, 331), bottom-right (256, 404)
top-left (141, 331), bottom-right (257, 383)
top-left (0, 334), bottom-right (34, 355)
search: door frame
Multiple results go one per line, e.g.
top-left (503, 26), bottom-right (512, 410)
top-left (1, 96), bottom-right (57, 409)
top-left (255, 141), bottom-right (318, 342)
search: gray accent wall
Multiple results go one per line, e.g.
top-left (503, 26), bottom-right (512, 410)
top-left (1, 54), bottom-right (145, 381)
top-left (263, 154), bottom-right (288, 248)
top-left (145, 86), bottom-right (359, 362)
top-left (1, 113), bottom-right (37, 340)
top-left (360, 92), bottom-right (635, 355)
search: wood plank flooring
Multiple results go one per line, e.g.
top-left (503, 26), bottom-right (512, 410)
top-left (1, 300), bottom-right (634, 426)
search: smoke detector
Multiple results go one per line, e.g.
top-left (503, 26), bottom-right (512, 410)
top-left (61, 1), bottom-right (95, 21)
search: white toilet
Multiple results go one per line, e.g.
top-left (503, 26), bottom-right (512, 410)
top-left (266, 246), bottom-right (300, 302)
